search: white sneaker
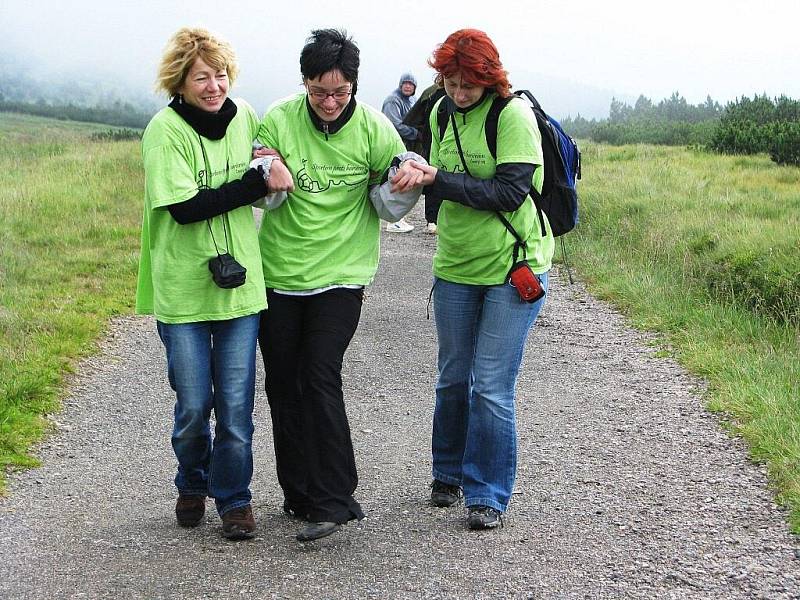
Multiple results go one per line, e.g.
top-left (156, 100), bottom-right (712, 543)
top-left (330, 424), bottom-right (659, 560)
top-left (385, 218), bottom-right (414, 233)
top-left (425, 222), bottom-right (437, 234)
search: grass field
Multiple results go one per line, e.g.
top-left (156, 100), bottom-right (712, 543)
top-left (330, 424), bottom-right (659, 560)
top-left (0, 113), bottom-right (798, 534)
top-left (0, 112), bottom-right (142, 476)
top-left (569, 142), bottom-right (800, 532)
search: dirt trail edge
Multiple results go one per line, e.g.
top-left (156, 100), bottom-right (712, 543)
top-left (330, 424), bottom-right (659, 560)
top-left (2, 213), bottom-right (799, 599)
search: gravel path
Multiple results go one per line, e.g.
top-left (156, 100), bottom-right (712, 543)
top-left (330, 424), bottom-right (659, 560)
top-left (2, 209), bottom-right (799, 599)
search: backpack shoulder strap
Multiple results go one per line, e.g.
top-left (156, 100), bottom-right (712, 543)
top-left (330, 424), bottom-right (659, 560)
top-left (484, 93), bottom-right (516, 159)
top-left (436, 96), bottom-right (451, 142)
top-left (514, 89), bottom-right (542, 111)
top-left (488, 90), bottom-right (549, 238)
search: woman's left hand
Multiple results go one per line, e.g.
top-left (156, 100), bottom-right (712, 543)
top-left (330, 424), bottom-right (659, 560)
top-left (268, 160), bottom-right (295, 193)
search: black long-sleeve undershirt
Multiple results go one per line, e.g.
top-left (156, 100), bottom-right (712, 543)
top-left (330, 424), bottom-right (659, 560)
top-left (167, 168), bottom-right (266, 224)
top-left (423, 162), bottom-right (536, 212)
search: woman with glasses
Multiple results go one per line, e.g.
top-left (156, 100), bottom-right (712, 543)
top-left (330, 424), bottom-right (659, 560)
top-left (255, 28), bottom-right (425, 542)
top-left (136, 27), bottom-right (293, 540)
top-left (410, 29), bottom-right (553, 530)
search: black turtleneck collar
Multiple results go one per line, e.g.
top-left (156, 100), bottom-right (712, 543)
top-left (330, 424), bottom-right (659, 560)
top-left (168, 96), bottom-right (238, 140)
top-left (305, 95), bottom-right (357, 136)
top-left (453, 89), bottom-right (492, 114)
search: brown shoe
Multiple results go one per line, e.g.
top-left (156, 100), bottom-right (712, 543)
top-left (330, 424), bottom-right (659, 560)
top-left (175, 494), bottom-right (206, 527)
top-left (221, 505), bottom-right (256, 540)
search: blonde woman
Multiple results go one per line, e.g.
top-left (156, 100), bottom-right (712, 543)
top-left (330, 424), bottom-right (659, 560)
top-left (136, 27), bottom-right (292, 540)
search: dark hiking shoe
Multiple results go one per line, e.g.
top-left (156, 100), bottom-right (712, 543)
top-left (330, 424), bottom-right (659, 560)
top-left (175, 494), bottom-right (206, 527)
top-left (221, 505), bottom-right (256, 540)
top-left (296, 521), bottom-right (341, 542)
top-left (466, 506), bottom-right (503, 530)
top-left (430, 480), bottom-right (463, 507)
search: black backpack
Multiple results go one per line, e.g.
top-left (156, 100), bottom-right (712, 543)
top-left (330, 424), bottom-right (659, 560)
top-left (437, 90), bottom-right (581, 238)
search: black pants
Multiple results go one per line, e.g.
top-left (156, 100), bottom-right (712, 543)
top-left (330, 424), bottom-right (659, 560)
top-left (424, 194), bottom-right (442, 224)
top-left (258, 287), bottom-right (365, 524)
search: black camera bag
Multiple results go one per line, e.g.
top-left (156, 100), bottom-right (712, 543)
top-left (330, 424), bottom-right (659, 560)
top-left (208, 253), bottom-right (246, 289)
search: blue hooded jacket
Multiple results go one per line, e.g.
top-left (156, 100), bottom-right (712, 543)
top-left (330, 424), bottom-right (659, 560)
top-left (381, 72), bottom-right (418, 143)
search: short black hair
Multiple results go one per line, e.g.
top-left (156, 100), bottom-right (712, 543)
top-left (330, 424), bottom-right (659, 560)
top-left (300, 29), bottom-right (360, 93)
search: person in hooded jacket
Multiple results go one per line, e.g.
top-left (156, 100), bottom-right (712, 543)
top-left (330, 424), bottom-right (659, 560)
top-left (382, 72), bottom-right (420, 149)
top-left (381, 72), bottom-right (419, 232)
top-left (402, 82), bottom-right (447, 233)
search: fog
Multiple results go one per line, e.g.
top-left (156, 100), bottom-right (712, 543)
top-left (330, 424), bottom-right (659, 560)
top-left (2, 0), bottom-right (799, 119)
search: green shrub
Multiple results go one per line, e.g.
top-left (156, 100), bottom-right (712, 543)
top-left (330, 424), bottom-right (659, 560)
top-left (704, 246), bottom-right (800, 326)
top-left (769, 121), bottom-right (800, 166)
top-left (711, 119), bottom-right (770, 155)
top-left (90, 128), bottom-right (142, 142)
top-left (711, 95), bottom-right (800, 165)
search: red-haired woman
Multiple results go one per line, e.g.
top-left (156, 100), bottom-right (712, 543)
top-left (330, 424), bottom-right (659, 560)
top-left (412, 29), bottom-right (554, 529)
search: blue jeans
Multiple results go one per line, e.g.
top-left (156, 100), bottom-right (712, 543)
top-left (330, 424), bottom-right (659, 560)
top-left (157, 314), bottom-right (259, 516)
top-left (432, 274), bottom-right (548, 512)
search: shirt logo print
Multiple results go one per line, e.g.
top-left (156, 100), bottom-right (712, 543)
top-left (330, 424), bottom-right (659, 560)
top-left (296, 159), bottom-right (368, 193)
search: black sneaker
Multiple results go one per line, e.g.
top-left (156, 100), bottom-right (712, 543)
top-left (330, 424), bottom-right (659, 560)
top-left (430, 480), bottom-right (463, 507)
top-left (296, 521), bottom-right (342, 542)
top-left (466, 506), bottom-right (503, 530)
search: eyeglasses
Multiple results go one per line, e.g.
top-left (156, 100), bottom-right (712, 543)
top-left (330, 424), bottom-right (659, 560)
top-left (307, 87), bottom-right (352, 101)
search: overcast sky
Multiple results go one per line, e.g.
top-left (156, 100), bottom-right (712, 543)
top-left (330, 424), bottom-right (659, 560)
top-left (2, 0), bottom-right (798, 119)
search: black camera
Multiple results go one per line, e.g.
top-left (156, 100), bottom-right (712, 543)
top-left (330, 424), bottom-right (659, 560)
top-left (508, 260), bottom-right (545, 303)
top-left (208, 253), bottom-right (246, 289)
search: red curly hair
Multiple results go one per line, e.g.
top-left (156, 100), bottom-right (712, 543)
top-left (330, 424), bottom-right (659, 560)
top-left (428, 29), bottom-right (511, 98)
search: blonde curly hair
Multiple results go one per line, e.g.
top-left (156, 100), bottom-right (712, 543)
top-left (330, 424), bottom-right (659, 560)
top-left (155, 27), bottom-right (239, 97)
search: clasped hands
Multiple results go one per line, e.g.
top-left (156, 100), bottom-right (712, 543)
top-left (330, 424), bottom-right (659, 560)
top-left (252, 146), bottom-right (436, 195)
top-left (390, 160), bottom-right (437, 194)
top-left (253, 146), bottom-right (294, 194)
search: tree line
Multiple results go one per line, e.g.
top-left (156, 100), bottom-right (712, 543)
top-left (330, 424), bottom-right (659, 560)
top-left (561, 93), bottom-right (800, 166)
top-left (0, 96), bottom-right (152, 129)
top-left (2, 86), bottom-right (797, 166)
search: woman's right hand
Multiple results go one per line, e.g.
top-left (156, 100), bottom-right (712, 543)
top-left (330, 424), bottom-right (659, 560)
top-left (405, 161), bottom-right (437, 186)
top-left (268, 159), bottom-right (295, 193)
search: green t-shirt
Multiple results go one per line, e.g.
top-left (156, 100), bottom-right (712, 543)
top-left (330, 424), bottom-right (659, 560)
top-left (135, 98), bottom-right (267, 323)
top-left (256, 94), bottom-right (405, 290)
top-left (430, 93), bottom-right (555, 284)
